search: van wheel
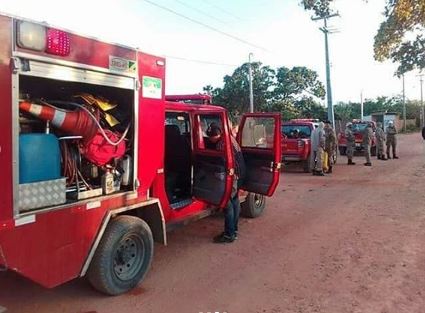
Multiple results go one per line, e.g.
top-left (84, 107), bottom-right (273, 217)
top-left (371, 146), bottom-right (377, 156)
top-left (302, 159), bottom-right (311, 173)
top-left (241, 193), bottom-right (266, 218)
top-left (87, 215), bottom-right (154, 296)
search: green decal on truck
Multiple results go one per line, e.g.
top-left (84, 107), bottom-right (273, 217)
top-left (142, 76), bottom-right (162, 99)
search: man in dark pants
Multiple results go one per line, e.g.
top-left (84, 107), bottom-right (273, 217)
top-left (207, 123), bottom-right (246, 243)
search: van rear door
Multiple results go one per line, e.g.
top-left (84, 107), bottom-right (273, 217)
top-left (237, 113), bottom-right (282, 196)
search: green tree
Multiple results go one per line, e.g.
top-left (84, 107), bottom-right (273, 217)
top-left (302, 0), bottom-right (425, 75)
top-left (374, 0), bottom-right (425, 75)
top-left (205, 62), bottom-right (326, 121)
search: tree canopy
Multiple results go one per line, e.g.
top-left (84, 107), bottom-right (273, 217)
top-left (302, 0), bottom-right (425, 75)
top-left (204, 62), bottom-right (326, 121)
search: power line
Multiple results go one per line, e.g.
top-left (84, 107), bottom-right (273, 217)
top-left (202, 0), bottom-right (244, 22)
top-left (165, 54), bottom-right (237, 67)
top-left (173, 0), bottom-right (228, 25)
top-left (141, 0), bottom-right (269, 52)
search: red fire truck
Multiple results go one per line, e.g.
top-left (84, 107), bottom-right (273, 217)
top-left (0, 14), bottom-right (282, 296)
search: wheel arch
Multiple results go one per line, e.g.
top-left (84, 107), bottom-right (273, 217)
top-left (80, 198), bottom-right (166, 277)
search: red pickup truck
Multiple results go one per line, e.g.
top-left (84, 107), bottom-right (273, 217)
top-left (338, 120), bottom-right (377, 156)
top-left (281, 119), bottom-right (318, 172)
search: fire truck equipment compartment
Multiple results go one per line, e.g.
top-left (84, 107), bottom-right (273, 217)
top-left (19, 133), bottom-right (61, 183)
top-left (18, 177), bottom-right (66, 211)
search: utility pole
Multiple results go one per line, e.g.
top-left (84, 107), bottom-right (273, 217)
top-left (312, 12), bottom-right (339, 127)
top-left (402, 74), bottom-right (406, 132)
top-left (418, 73), bottom-right (424, 127)
top-left (248, 52), bottom-right (254, 113)
top-left (360, 91), bottom-right (364, 120)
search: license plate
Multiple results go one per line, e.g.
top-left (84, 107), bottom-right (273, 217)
top-left (355, 143), bottom-right (361, 147)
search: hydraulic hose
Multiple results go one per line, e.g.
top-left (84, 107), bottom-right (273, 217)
top-left (41, 100), bottom-right (130, 146)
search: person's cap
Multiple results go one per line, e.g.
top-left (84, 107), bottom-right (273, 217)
top-left (206, 122), bottom-right (222, 136)
top-left (324, 120), bottom-right (331, 124)
top-left (346, 122), bottom-right (352, 127)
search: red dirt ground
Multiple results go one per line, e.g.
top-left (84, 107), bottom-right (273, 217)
top-left (1, 132), bottom-right (424, 313)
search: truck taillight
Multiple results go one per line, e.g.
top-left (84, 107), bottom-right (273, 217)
top-left (46, 28), bottom-right (70, 56)
top-left (16, 21), bottom-right (71, 56)
top-left (17, 21), bottom-right (46, 51)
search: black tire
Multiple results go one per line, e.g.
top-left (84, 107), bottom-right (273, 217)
top-left (339, 146), bottom-right (347, 156)
top-left (87, 215), bottom-right (154, 296)
top-left (371, 146), bottom-right (377, 156)
top-left (241, 193), bottom-right (266, 218)
top-left (302, 158), bottom-right (311, 173)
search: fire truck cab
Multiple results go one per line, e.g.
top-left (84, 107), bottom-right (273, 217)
top-left (0, 14), bottom-right (282, 295)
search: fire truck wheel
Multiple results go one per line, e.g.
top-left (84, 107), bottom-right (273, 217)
top-left (87, 215), bottom-right (154, 296)
top-left (241, 193), bottom-right (266, 218)
top-left (371, 146), bottom-right (377, 156)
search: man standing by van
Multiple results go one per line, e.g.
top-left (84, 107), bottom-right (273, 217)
top-left (207, 123), bottom-right (246, 243)
top-left (311, 122), bottom-right (326, 176)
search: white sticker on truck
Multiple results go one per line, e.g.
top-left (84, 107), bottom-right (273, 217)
top-left (109, 56), bottom-right (137, 74)
top-left (142, 76), bottom-right (162, 99)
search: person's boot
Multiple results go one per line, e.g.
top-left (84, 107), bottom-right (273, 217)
top-left (315, 171), bottom-right (325, 176)
top-left (348, 159), bottom-right (356, 165)
top-left (364, 162), bottom-right (372, 166)
top-left (327, 166), bottom-right (333, 174)
top-left (393, 155), bottom-right (399, 159)
top-left (377, 154), bottom-right (382, 160)
top-left (381, 154), bottom-right (387, 161)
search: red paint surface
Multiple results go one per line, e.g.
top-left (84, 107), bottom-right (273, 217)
top-left (0, 15), bottom-right (13, 221)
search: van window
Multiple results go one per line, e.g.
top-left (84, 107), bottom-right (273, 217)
top-left (197, 114), bottom-right (223, 150)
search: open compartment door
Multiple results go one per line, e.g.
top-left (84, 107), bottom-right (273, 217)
top-left (237, 113), bottom-right (282, 196)
top-left (192, 112), bottom-right (234, 208)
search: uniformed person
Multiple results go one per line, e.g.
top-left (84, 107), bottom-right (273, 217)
top-left (386, 121), bottom-right (399, 159)
top-left (324, 120), bottom-right (337, 173)
top-left (362, 123), bottom-right (373, 166)
top-left (375, 122), bottom-right (387, 160)
top-left (345, 122), bottom-right (356, 165)
top-left (311, 122), bottom-right (326, 176)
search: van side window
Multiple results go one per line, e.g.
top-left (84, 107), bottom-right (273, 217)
top-left (241, 117), bottom-right (275, 148)
top-left (196, 114), bottom-right (223, 151)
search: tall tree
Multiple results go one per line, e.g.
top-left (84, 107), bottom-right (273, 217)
top-left (302, 0), bottom-right (425, 75)
top-left (205, 62), bottom-right (326, 120)
top-left (374, 0), bottom-right (425, 75)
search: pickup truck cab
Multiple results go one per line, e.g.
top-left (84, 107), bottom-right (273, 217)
top-left (338, 120), bottom-right (377, 156)
top-left (281, 119), bottom-right (318, 172)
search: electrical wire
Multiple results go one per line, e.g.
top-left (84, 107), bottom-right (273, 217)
top-left (141, 0), bottom-right (270, 52)
top-left (165, 54), bottom-right (237, 67)
top-left (201, 0), bottom-right (245, 22)
top-left (173, 0), bottom-right (228, 25)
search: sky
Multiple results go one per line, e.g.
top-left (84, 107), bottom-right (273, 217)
top-left (1, 0), bottom-right (423, 105)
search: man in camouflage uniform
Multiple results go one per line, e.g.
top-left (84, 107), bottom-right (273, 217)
top-left (375, 122), bottom-right (387, 160)
top-left (324, 120), bottom-right (337, 173)
top-left (311, 121), bottom-right (326, 176)
top-left (362, 123), bottom-right (373, 166)
top-left (386, 120), bottom-right (399, 159)
top-left (345, 122), bottom-right (356, 165)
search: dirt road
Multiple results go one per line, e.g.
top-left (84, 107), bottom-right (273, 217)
top-left (1, 133), bottom-right (424, 313)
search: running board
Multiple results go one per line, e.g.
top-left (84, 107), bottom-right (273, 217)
top-left (166, 208), bottom-right (216, 232)
top-left (170, 198), bottom-right (193, 210)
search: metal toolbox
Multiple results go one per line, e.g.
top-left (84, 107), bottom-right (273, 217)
top-left (19, 178), bottom-right (66, 211)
